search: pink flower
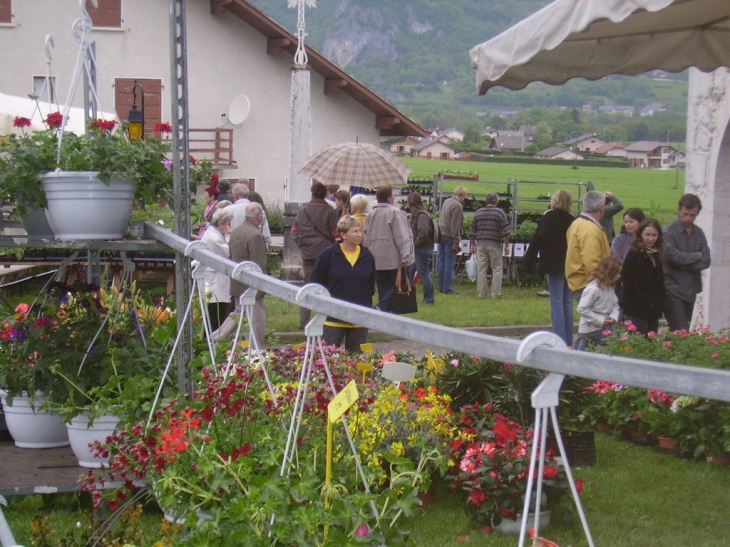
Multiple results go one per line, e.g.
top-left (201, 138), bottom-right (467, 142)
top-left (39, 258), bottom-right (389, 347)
top-left (647, 331), bottom-right (656, 337)
top-left (663, 341), bottom-right (672, 347)
top-left (627, 324), bottom-right (637, 332)
top-left (162, 159), bottom-right (173, 169)
top-left (602, 330), bottom-right (612, 336)
top-left (451, 359), bottom-right (459, 367)
top-left (624, 320), bottom-right (634, 327)
top-left (356, 525), bottom-right (369, 537)
top-left (711, 353), bottom-right (719, 359)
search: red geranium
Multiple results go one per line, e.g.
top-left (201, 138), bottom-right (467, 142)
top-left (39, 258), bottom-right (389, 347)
top-left (154, 122), bottom-right (172, 133)
top-left (543, 465), bottom-right (558, 479)
top-left (89, 118), bottom-right (118, 132)
top-left (13, 116), bottom-right (32, 128)
top-left (45, 111), bottom-right (63, 129)
top-left (210, 173), bottom-right (220, 186)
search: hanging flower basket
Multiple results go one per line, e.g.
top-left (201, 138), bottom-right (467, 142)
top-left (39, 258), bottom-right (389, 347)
top-left (40, 171), bottom-right (135, 240)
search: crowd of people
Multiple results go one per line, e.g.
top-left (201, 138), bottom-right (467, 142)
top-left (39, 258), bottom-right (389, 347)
top-left (526, 189), bottom-right (711, 350)
top-left (195, 176), bottom-right (711, 354)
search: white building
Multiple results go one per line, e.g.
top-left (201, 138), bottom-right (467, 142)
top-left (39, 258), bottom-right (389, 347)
top-left (0, 0), bottom-right (425, 201)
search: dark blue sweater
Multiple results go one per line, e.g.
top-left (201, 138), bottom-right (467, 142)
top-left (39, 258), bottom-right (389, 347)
top-left (311, 243), bottom-right (376, 320)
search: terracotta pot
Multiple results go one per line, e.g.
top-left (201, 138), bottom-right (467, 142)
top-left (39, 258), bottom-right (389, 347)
top-left (416, 483), bottom-right (436, 508)
top-left (596, 422), bottom-right (613, 432)
top-left (657, 436), bottom-right (679, 451)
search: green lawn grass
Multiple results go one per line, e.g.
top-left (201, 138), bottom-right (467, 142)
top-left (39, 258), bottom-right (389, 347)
top-left (266, 280), bottom-right (557, 335)
top-left (402, 157), bottom-right (685, 226)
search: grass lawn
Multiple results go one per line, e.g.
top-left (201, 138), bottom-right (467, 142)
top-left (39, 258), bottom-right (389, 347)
top-left (266, 279), bottom-right (557, 334)
top-left (402, 157), bottom-right (685, 226)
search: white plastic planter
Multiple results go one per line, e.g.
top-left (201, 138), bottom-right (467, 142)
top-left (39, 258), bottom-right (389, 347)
top-left (39, 171), bottom-right (135, 240)
top-left (0, 391), bottom-right (69, 448)
top-left (66, 412), bottom-right (120, 468)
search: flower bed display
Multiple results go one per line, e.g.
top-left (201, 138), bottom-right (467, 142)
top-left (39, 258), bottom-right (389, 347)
top-left (586, 324), bottom-right (730, 458)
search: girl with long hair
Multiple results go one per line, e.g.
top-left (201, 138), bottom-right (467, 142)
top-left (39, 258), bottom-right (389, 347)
top-left (620, 219), bottom-right (665, 335)
top-left (576, 256), bottom-right (622, 350)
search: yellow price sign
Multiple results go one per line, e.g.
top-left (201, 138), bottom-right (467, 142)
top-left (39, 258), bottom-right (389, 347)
top-left (327, 380), bottom-right (359, 423)
top-left (293, 342), bottom-right (306, 351)
top-left (359, 343), bottom-right (374, 353)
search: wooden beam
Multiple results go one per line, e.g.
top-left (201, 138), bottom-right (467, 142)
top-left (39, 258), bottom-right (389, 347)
top-left (267, 37), bottom-right (292, 55)
top-left (324, 78), bottom-right (348, 95)
top-left (376, 116), bottom-right (400, 130)
top-left (210, 0), bottom-right (232, 15)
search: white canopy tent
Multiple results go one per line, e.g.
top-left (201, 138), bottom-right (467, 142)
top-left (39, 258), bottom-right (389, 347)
top-left (469, 0), bottom-right (730, 95)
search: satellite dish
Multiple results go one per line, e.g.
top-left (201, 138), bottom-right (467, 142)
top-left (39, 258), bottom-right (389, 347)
top-left (228, 95), bottom-right (250, 125)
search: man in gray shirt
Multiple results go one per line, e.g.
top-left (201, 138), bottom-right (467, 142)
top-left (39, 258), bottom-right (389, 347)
top-left (662, 193), bottom-right (711, 332)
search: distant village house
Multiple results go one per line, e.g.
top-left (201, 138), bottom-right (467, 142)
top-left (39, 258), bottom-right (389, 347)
top-left (534, 147), bottom-right (584, 160)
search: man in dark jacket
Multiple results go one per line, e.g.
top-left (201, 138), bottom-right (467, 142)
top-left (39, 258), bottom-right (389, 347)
top-left (211, 202), bottom-right (268, 347)
top-left (312, 215), bottom-right (376, 351)
top-left (662, 193), bottom-right (711, 332)
top-left (292, 182), bottom-right (339, 328)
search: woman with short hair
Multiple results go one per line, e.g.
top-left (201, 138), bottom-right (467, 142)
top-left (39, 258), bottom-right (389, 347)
top-left (197, 185), bottom-right (220, 238)
top-left (311, 215), bottom-right (376, 351)
top-left (335, 188), bottom-right (350, 219)
top-left (200, 208), bottom-right (233, 331)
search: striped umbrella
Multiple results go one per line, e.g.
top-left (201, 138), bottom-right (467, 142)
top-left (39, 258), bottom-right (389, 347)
top-left (298, 142), bottom-right (411, 189)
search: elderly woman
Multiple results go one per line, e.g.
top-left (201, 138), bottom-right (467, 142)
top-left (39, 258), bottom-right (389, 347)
top-left (311, 215), bottom-right (376, 351)
top-left (523, 189), bottom-right (576, 346)
top-left (350, 194), bottom-right (369, 243)
top-left (200, 208), bottom-right (233, 331)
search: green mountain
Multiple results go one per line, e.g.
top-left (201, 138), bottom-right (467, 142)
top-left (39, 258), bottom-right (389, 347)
top-left (249, 1), bottom-right (687, 140)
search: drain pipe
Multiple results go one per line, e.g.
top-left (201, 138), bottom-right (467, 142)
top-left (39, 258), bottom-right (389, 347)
top-left (0, 496), bottom-right (21, 547)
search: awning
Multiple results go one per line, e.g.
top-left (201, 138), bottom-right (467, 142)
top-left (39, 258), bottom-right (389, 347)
top-left (469, 0), bottom-right (730, 95)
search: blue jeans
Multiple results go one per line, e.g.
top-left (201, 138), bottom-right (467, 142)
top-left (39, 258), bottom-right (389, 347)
top-left (437, 236), bottom-right (457, 293)
top-left (410, 247), bottom-right (435, 303)
top-left (576, 325), bottom-right (614, 351)
top-left (547, 272), bottom-right (574, 347)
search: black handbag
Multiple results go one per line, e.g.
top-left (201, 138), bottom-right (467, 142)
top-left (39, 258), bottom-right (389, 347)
top-left (391, 267), bottom-right (418, 315)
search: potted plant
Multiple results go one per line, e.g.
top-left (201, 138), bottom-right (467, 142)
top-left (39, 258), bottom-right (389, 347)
top-left (47, 285), bottom-right (175, 467)
top-left (347, 382), bottom-right (454, 497)
top-left (445, 402), bottom-right (582, 533)
top-left (0, 111), bottom-right (174, 239)
top-left (0, 278), bottom-right (105, 448)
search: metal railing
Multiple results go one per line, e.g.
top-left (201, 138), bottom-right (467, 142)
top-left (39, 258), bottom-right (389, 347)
top-left (144, 221), bottom-right (730, 403)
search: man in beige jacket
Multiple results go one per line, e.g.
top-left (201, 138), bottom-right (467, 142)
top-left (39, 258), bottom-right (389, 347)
top-left (437, 186), bottom-right (467, 294)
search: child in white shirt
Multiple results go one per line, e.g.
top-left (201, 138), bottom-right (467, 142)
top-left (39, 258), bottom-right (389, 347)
top-left (576, 256), bottom-right (622, 351)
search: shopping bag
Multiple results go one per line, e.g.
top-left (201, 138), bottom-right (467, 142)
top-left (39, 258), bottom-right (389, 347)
top-left (465, 253), bottom-right (478, 282)
top-left (391, 267), bottom-right (418, 315)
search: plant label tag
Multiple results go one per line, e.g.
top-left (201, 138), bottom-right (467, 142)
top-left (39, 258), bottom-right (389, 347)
top-left (328, 380), bottom-right (359, 423)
